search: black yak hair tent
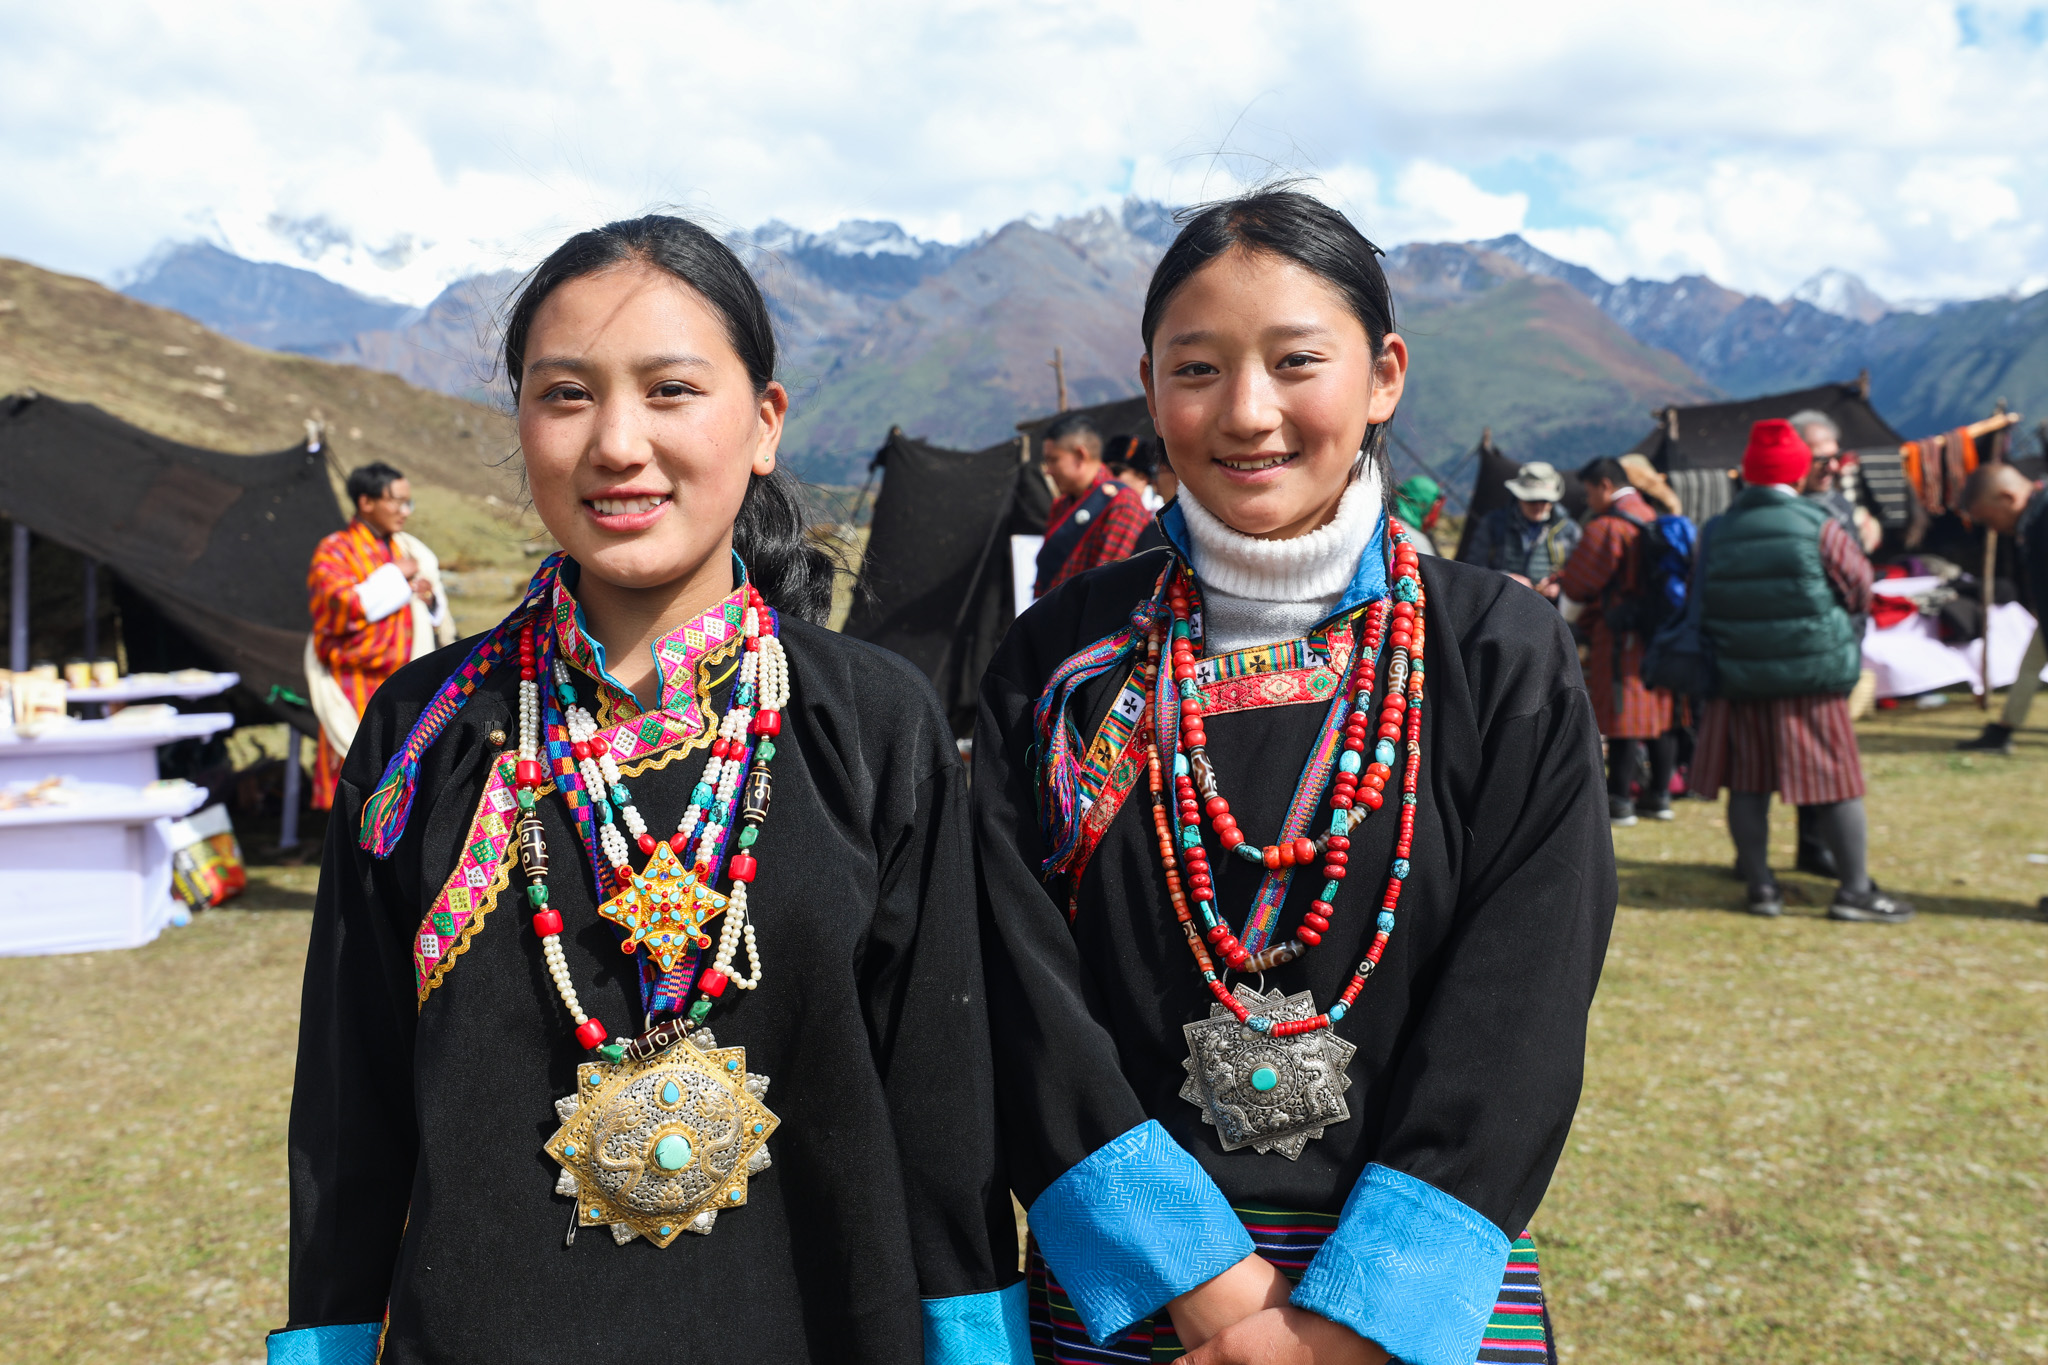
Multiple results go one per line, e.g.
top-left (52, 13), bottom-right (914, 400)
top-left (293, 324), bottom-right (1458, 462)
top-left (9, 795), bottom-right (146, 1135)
top-left (1014, 394), bottom-right (1155, 444)
top-left (0, 392), bottom-right (341, 731)
top-left (844, 427), bottom-right (1051, 734)
top-left (1631, 378), bottom-right (1908, 530)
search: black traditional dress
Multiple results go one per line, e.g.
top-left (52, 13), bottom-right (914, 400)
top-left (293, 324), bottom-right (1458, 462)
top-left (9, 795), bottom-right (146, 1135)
top-left (273, 570), bottom-right (1022, 1365)
top-left (974, 506), bottom-right (1615, 1365)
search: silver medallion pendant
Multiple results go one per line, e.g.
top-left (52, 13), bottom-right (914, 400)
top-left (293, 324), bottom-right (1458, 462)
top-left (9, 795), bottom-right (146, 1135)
top-left (1180, 985), bottom-right (1357, 1160)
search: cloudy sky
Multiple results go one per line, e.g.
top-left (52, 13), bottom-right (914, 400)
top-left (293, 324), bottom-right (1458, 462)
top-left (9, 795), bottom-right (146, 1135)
top-left (4, 0), bottom-right (2044, 307)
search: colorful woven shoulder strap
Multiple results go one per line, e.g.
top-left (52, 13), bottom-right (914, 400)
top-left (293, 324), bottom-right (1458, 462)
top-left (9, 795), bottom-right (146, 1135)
top-left (358, 553), bottom-right (566, 858)
top-left (1031, 568), bottom-right (1169, 877)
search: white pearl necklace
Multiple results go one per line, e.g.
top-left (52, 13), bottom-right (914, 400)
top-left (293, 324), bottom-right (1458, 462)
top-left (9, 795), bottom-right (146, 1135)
top-left (522, 602), bottom-right (791, 1036)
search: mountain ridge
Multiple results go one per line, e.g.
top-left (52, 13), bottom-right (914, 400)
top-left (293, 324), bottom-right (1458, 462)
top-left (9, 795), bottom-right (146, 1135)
top-left (114, 205), bottom-right (2048, 480)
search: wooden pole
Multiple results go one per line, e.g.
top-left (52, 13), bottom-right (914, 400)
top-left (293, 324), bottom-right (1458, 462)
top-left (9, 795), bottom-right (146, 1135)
top-left (10, 523), bottom-right (29, 673)
top-left (82, 559), bottom-right (98, 662)
top-left (1050, 348), bottom-right (1068, 412)
top-left (279, 740), bottom-right (302, 851)
top-left (1981, 527), bottom-right (1997, 711)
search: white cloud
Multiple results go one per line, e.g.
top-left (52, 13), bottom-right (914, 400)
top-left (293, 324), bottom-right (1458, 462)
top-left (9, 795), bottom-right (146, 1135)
top-left (0, 0), bottom-right (2044, 302)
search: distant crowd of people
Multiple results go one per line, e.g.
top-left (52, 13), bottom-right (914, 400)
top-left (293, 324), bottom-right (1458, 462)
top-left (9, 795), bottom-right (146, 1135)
top-left (1460, 414), bottom-right (2047, 925)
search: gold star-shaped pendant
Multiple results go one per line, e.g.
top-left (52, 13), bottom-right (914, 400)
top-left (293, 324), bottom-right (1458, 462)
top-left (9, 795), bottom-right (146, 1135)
top-left (596, 839), bottom-right (729, 972)
top-left (546, 1026), bottom-right (777, 1247)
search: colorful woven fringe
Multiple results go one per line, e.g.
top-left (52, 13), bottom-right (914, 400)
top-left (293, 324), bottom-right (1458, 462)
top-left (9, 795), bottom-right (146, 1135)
top-left (358, 553), bottom-right (565, 858)
top-left (1024, 1212), bottom-right (1553, 1363)
top-left (1033, 571), bottom-right (1168, 877)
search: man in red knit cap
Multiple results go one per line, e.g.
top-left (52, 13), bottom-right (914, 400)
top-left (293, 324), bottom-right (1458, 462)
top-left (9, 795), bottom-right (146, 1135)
top-left (1689, 419), bottom-right (1911, 922)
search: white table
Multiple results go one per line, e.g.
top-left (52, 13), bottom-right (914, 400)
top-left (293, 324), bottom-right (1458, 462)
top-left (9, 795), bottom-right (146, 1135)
top-left (0, 713), bottom-right (236, 788)
top-left (0, 780), bottom-right (209, 955)
top-left (64, 670), bottom-right (238, 705)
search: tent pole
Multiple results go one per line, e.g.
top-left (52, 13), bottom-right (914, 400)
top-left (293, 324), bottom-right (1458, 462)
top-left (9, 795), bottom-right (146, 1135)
top-left (1980, 528), bottom-right (1996, 711)
top-left (82, 559), bottom-right (98, 661)
top-left (279, 735), bottom-right (302, 850)
top-left (9, 523), bottom-right (28, 673)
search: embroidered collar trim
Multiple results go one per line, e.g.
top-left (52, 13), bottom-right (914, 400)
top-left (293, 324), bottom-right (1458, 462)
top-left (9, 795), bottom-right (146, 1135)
top-left (549, 562), bottom-right (750, 728)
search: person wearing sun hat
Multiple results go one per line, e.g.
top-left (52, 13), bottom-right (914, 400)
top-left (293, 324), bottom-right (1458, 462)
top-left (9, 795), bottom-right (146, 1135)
top-left (1689, 418), bottom-right (1910, 923)
top-left (1460, 460), bottom-right (1581, 597)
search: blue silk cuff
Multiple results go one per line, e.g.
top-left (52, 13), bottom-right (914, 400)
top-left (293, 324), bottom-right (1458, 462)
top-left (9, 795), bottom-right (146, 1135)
top-left (922, 1281), bottom-right (1031, 1364)
top-left (1290, 1163), bottom-right (1510, 1365)
top-left (1027, 1119), bottom-right (1253, 1345)
top-left (266, 1322), bottom-right (381, 1365)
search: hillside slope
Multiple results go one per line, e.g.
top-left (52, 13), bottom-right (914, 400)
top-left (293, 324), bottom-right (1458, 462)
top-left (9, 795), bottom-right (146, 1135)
top-left (0, 256), bottom-right (517, 502)
top-left (774, 212), bottom-right (1161, 474)
top-left (1479, 234), bottom-right (2048, 437)
top-left (1385, 245), bottom-right (1717, 467)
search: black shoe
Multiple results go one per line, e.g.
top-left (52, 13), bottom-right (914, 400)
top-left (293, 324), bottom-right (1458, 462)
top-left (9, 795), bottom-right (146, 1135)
top-left (1609, 798), bottom-right (1637, 827)
top-left (1747, 881), bottom-right (1784, 917)
top-left (1955, 723), bottom-right (2016, 755)
top-left (2035, 897), bottom-right (2047, 923)
top-left (1638, 797), bottom-right (1676, 821)
top-left (1795, 842), bottom-right (1841, 879)
top-left (1828, 883), bottom-right (1915, 924)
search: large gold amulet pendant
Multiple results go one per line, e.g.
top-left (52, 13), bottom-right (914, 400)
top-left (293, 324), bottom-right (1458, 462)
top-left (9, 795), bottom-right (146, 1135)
top-left (545, 1022), bottom-right (778, 1247)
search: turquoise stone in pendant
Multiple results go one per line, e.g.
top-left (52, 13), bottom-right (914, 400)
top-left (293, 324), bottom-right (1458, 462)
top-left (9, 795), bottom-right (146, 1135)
top-left (654, 1135), bottom-right (693, 1171)
top-left (660, 1225), bottom-right (673, 1237)
top-left (661, 1080), bottom-right (681, 1105)
top-left (1251, 1065), bottom-right (1279, 1092)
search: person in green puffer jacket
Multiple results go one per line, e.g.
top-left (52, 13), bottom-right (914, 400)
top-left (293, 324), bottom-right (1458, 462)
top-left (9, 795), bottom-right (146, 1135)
top-left (1689, 419), bottom-right (1913, 924)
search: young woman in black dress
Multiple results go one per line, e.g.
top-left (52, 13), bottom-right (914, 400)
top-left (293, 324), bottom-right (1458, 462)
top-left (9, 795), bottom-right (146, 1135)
top-left (976, 191), bottom-right (1614, 1365)
top-left (273, 216), bottom-right (1023, 1365)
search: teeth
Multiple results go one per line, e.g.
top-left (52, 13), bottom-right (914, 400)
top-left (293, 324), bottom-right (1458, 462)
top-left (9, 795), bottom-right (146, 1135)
top-left (1221, 454), bottom-right (1294, 472)
top-left (589, 496), bottom-right (670, 515)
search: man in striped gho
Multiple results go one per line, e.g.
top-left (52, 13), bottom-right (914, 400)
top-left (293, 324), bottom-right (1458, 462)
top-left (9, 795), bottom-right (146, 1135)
top-left (1689, 419), bottom-right (1912, 924)
top-left (304, 462), bottom-right (456, 809)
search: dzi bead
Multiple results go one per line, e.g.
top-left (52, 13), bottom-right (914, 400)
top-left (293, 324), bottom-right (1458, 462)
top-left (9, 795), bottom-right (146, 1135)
top-left (742, 768), bottom-right (772, 823)
top-left (517, 817), bottom-right (549, 878)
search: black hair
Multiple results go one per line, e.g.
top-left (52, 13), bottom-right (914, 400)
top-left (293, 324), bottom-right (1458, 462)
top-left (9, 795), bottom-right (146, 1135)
top-left (1577, 456), bottom-right (1630, 488)
top-left (1116, 436), bottom-right (1160, 478)
top-left (501, 214), bottom-right (835, 623)
top-left (345, 462), bottom-right (406, 507)
top-left (1141, 188), bottom-right (1397, 491)
top-left (1041, 411), bottom-right (1103, 452)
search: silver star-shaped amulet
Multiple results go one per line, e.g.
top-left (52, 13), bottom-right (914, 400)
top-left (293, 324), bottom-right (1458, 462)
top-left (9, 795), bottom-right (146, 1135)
top-left (1180, 984), bottom-right (1356, 1160)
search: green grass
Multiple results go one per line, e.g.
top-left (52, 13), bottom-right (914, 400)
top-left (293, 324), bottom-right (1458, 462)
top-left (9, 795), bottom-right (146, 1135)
top-left (1547, 701), bottom-right (2048, 1361)
top-left (0, 704), bottom-right (2042, 1362)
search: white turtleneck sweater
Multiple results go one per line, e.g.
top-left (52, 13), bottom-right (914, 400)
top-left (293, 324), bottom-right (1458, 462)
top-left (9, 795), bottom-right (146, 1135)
top-left (1179, 466), bottom-right (1384, 653)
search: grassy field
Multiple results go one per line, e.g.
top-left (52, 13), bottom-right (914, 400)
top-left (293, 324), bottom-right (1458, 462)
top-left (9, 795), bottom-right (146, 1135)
top-left (0, 705), bottom-right (2042, 1363)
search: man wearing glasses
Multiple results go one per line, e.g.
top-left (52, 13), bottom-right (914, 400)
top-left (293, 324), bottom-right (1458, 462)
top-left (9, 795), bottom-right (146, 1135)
top-left (304, 462), bottom-right (456, 810)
